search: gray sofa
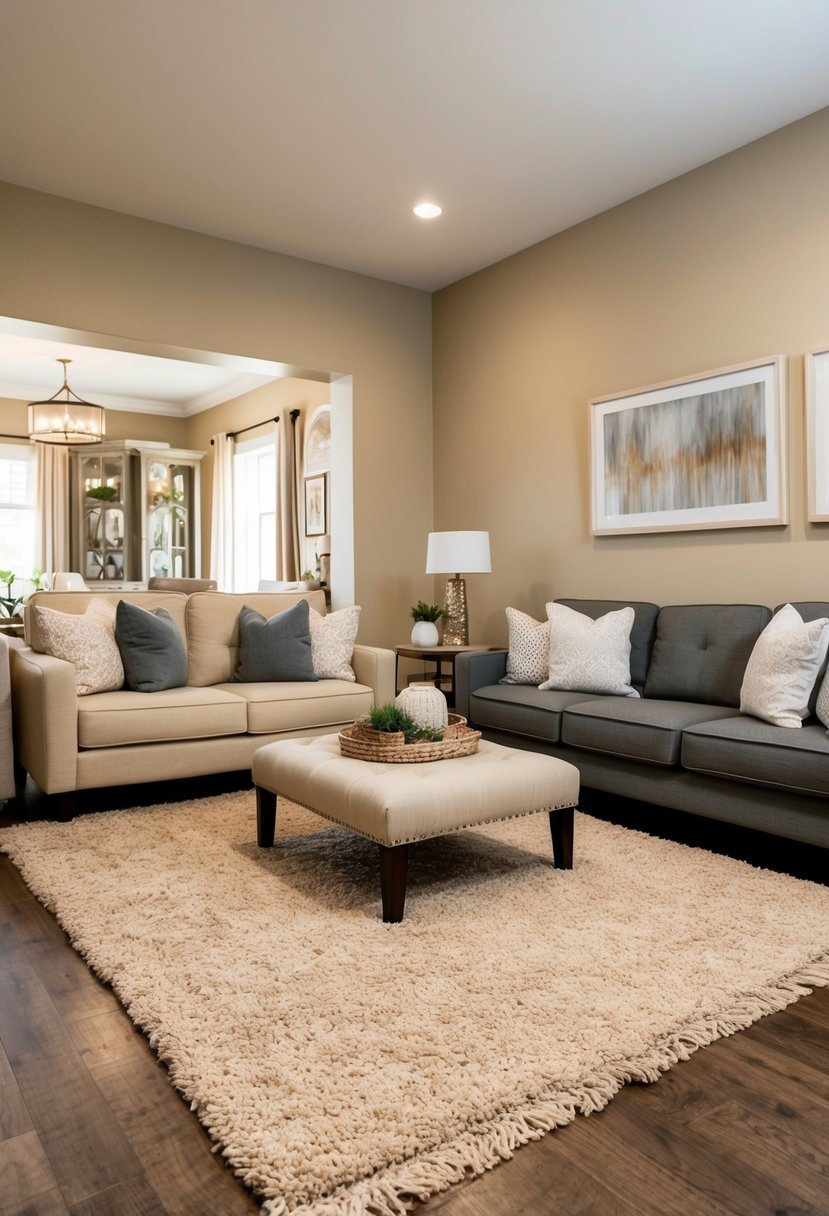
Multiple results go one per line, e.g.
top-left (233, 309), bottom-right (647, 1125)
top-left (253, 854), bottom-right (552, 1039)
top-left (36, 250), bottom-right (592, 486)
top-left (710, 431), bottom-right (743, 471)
top-left (455, 599), bottom-right (829, 851)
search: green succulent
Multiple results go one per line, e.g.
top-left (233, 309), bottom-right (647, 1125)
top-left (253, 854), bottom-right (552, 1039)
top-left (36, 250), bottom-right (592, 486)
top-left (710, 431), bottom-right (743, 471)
top-left (410, 600), bottom-right (446, 623)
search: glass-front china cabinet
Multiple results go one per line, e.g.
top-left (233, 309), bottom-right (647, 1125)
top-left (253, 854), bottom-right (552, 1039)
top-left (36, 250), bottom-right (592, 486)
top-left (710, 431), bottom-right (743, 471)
top-left (71, 442), bottom-right (204, 586)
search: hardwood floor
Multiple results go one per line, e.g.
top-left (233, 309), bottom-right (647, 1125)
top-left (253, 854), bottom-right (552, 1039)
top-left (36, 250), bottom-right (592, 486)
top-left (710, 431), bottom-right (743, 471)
top-left (1, 779), bottom-right (827, 1216)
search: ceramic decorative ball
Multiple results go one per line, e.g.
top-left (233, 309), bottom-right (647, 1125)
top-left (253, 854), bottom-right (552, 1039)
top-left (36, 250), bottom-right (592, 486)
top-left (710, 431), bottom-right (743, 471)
top-left (394, 681), bottom-right (449, 730)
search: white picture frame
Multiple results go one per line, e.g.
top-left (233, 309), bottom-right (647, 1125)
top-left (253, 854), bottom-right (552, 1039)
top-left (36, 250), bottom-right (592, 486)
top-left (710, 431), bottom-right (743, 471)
top-left (590, 357), bottom-right (787, 536)
top-left (806, 348), bottom-right (829, 521)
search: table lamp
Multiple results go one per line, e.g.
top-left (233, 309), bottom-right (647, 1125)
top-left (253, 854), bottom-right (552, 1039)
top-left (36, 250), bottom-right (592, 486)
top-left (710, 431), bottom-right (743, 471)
top-left (425, 530), bottom-right (491, 646)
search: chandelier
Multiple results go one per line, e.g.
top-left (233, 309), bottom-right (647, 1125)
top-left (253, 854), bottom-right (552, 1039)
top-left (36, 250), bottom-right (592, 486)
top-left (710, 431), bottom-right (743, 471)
top-left (28, 358), bottom-right (105, 445)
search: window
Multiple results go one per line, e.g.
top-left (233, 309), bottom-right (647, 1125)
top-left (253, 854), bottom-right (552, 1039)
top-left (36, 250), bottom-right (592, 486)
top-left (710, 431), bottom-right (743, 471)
top-left (233, 435), bottom-right (276, 591)
top-left (0, 442), bottom-right (36, 585)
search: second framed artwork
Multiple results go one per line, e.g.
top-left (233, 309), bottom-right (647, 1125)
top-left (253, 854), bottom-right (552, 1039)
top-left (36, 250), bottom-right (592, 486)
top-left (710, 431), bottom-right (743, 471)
top-left (590, 356), bottom-right (787, 535)
top-left (304, 474), bottom-right (327, 537)
top-left (806, 348), bottom-right (829, 521)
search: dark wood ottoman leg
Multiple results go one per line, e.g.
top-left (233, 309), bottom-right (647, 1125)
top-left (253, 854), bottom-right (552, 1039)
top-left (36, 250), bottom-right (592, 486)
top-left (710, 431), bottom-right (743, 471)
top-left (549, 806), bottom-right (574, 869)
top-left (256, 785), bottom-right (277, 847)
top-left (379, 843), bottom-right (409, 923)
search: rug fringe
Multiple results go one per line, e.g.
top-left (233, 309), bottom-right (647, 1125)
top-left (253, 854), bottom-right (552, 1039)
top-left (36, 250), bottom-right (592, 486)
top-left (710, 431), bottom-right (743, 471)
top-left (259, 957), bottom-right (829, 1216)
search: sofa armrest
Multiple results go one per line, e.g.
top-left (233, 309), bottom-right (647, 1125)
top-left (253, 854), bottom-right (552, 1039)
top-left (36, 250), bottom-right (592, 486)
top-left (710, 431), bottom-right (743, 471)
top-left (0, 636), bottom-right (14, 801)
top-left (455, 650), bottom-right (508, 721)
top-left (351, 645), bottom-right (396, 707)
top-left (9, 645), bottom-right (78, 794)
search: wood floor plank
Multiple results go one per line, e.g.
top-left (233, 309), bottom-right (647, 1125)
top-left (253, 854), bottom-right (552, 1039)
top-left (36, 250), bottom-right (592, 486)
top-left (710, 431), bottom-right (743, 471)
top-left (601, 1089), bottom-right (822, 1216)
top-left (1, 1188), bottom-right (70, 1216)
top-left (0, 857), bottom-right (33, 907)
top-left (0, 1041), bottom-right (33, 1141)
top-left (689, 1098), bottom-right (829, 1212)
top-left (0, 1129), bottom-right (60, 1213)
top-left (0, 928), bottom-right (145, 1208)
top-left (67, 1175), bottom-right (168, 1216)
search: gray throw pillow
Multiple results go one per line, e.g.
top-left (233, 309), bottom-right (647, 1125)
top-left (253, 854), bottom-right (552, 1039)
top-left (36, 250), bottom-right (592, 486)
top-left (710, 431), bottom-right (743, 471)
top-left (115, 600), bottom-right (189, 692)
top-left (234, 600), bottom-right (317, 683)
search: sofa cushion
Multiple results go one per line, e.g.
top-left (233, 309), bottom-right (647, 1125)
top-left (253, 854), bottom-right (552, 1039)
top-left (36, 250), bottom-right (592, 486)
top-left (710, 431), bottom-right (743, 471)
top-left (540, 603), bottom-right (638, 697)
top-left (32, 600), bottom-right (124, 696)
top-left (643, 604), bottom-right (771, 707)
top-left (469, 684), bottom-right (606, 744)
top-left (234, 601), bottom-right (317, 683)
top-left (562, 699), bottom-right (739, 767)
top-left (554, 599), bottom-right (659, 691)
top-left (309, 605), bottom-right (360, 681)
top-left (186, 590), bottom-right (327, 686)
top-left (499, 607), bottom-right (550, 685)
top-left (115, 601), bottom-right (188, 692)
top-left (739, 604), bottom-right (829, 727)
top-left (682, 716), bottom-right (829, 797)
top-left (77, 687), bottom-right (248, 748)
top-left (214, 680), bottom-right (374, 734)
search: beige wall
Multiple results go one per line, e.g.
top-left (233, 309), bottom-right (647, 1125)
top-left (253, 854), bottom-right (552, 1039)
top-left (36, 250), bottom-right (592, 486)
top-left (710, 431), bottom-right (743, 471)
top-left (0, 182), bottom-right (433, 646)
top-left (433, 106), bottom-right (829, 645)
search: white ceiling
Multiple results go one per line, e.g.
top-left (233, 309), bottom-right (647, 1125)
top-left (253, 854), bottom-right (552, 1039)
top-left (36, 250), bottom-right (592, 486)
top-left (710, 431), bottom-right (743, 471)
top-left (1, 0), bottom-right (829, 407)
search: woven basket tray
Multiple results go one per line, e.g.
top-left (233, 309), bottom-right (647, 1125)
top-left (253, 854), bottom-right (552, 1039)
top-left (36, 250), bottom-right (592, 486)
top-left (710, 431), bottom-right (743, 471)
top-left (339, 713), bottom-right (481, 763)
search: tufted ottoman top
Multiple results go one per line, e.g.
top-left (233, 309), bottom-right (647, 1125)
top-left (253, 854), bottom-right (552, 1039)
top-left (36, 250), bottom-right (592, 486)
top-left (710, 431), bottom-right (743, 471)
top-left (252, 733), bottom-right (579, 846)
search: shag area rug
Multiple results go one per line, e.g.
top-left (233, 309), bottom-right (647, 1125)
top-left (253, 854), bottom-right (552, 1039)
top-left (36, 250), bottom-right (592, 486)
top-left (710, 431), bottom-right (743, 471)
top-left (2, 795), bottom-right (829, 1215)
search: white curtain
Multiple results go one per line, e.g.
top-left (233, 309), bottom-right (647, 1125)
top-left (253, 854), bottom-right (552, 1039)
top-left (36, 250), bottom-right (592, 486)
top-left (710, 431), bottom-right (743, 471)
top-left (36, 444), bottom-right (70, 578)
top-left (210, 432), bottom-right (235, 591)
top-left (276, 414), bottom-right (301, 581)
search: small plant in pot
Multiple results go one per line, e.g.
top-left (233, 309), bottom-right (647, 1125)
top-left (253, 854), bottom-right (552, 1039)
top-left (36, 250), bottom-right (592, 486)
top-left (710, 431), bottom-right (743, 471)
top-left (410, 600), bottom-right (446, 647)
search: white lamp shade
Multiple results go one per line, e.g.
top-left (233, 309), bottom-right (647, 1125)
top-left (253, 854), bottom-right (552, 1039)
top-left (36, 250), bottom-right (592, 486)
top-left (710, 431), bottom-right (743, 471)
top-left (425, 531), bottom-right (491, 574)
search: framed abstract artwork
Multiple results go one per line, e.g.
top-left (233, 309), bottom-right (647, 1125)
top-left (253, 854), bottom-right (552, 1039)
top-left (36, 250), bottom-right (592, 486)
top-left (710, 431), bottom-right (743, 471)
top-left (590, 357), bottom-right (787, 535)
top-left (806, 348), bottom-right (829, 521)
top-left (304, 474), bottom-right (327, 537)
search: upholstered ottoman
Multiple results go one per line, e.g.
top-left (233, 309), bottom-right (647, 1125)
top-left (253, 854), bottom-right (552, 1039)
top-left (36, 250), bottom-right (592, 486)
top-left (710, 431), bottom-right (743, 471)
top-left (252, 733), bottom-right (580, 922)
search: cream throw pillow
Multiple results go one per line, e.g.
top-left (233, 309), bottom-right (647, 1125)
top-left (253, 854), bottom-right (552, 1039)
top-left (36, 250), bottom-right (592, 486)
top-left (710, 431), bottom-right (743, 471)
top-left (499, 607), bottom-right (550, 685)
top-left (539, 602), bottom-right (638, 697)
top-left (309, 606), bottom-right (360, 681)
top-left (739, 603), bottom-right (829, 728)
top-left (33, 598), bottom-right (125, 696)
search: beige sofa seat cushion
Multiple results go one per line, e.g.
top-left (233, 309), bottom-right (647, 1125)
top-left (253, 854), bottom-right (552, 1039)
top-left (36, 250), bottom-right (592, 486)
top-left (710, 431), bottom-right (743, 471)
top-left (187, 590), bottom-right (328, 686)
top-left (213, 680), bottom-right (374, 734)
top-left (78, 686), bottom-right (247, 748)
top-left (252, 734), bottom-right (580, 845)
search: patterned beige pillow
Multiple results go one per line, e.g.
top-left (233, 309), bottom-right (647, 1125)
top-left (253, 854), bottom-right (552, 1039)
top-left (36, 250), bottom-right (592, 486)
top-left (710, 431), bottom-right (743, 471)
top-left (499, 607), bottom-right (550, 685)
top-left (33, 600), bottom-right (125, 695)
top-left (309, 606), bottom-right (360, 681)
top-left (740, 603), bottom-right (829, 728)
top-left (539, 602), bottom-right (638, 697)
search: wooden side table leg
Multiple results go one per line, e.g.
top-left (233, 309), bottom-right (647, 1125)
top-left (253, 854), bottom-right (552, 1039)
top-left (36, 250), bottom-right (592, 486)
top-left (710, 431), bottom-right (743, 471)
top-left (549, 806), bottom-right (574, 869)
top-left (256, 786), bottom-right (277, 847)
top-left (379, 843), bottom-right (409, 923)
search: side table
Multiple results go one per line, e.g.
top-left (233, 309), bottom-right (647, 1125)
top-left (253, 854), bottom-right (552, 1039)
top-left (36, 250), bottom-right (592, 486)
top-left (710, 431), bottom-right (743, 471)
top-left (394, 644), bottom-right (494, 708)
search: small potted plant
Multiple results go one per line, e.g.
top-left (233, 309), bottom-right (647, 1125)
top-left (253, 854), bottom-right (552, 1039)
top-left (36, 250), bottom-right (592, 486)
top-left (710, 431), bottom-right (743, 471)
top-left (410, 600), bottom-right (446, 647)
top-left (301, 569), bottom-right (321, 590)
top-left (0, 568), bottom-right (30, 636)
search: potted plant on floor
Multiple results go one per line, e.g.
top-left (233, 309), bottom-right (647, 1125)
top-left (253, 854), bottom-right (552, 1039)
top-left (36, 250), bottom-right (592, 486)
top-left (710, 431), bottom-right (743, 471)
top-left (410, 600), bottom-right (445, 647)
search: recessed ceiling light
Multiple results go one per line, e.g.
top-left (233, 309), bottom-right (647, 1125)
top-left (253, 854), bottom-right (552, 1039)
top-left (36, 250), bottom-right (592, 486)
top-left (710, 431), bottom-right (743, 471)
top-left (413, 202), bottom-right (443, 219)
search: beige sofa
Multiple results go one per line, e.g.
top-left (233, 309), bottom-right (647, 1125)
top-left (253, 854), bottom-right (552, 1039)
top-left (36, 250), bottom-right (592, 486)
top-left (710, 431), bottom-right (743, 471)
top-left (10, 589), bottom-right (394, 807)
top-left (0, 634), bottom-right (14, 804)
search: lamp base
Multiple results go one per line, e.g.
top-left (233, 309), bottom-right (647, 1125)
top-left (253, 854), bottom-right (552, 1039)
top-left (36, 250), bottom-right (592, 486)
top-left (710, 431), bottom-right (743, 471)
top-left (442, 576), bottom-right (468, 646)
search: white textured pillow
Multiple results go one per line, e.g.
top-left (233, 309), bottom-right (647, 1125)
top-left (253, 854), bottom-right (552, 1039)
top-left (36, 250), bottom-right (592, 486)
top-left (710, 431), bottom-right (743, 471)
top-left (739, 603), bottom-right (829, 728)
top-left (309, 605), bottom-right (360, 681)
top-left (33, 599), bottom-right (124, 695)
top-left (499, 607), bottom-right (550, 685)
top-left (539, 603), bottom-right (638, 697)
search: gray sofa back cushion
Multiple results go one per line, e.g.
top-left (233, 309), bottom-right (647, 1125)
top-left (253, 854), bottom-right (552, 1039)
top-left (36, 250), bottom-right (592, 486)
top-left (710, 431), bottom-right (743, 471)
top-left (643, 603), bottom-right (771, 707)
top-left (554, 599), bottom-right (660, 692)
